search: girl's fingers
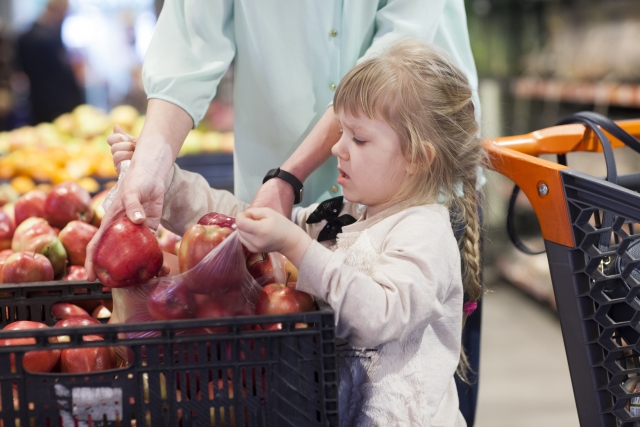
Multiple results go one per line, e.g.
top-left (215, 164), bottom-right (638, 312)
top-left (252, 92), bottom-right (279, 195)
top-left (110, 141), bottom-right (136, 155)
top-left (237, 233), bottom-right (259, 253)
top-left (113, 152), bottom-right (134, 171)
top-left (113, 124), bottom-right (136, 141)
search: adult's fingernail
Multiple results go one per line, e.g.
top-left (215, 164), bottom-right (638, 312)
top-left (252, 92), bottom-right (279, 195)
top-left (133, 211), bottom-right (144, 221)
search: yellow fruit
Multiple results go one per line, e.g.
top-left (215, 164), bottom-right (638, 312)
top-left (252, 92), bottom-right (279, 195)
top-left (0, 159), bottom-right (15, 180)
top-left (220, 132), bottom-right (234, 153)
top-left (77, 177), bottom-right (100, 193)
top-left (72, 104), bottom-right (109, 139)
top-left (132, 115), bottom-right (145, 137)
top-left (53, 113), bottom-right (75, 135)
top-left (0, 184), bottom-right (19, 206)
top-left (52, 168), bottom-right (75, 184)
top-left (201, 132), bottom-right (222, 152)
top-left (95, 157), bottom-right (117, 178)
top-left (109, 105), bottom-right (139, 133)
top-left (10, 176), bottom-right (35, 194)
top-left (34, 183), bottom-right (51, 194)
top-left (179, 130), bottom-right (203, 156)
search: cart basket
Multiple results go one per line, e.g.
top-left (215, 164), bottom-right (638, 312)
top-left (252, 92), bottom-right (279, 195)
top-left (0, 280), bottom-right (338, 427)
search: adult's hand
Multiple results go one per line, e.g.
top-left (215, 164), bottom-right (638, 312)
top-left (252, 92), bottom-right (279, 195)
top-left (84, 99), bottom-right (193, 282)
top-left (84, 156), bottom-right (166, 282)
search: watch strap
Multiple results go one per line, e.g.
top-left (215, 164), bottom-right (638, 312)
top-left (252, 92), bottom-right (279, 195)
top-left (263, 168), bottom-right (304, 204)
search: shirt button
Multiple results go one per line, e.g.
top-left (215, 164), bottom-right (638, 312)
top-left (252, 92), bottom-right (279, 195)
top-left (329, 29), bottom-right (338, 37)
top-left (331, 185), bottom-right (339, 193)
top-left (329, 83), bottom-right (336, 91)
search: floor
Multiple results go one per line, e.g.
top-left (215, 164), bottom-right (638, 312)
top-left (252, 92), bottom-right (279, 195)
top-left (474, 281), bottom-right (580, 427)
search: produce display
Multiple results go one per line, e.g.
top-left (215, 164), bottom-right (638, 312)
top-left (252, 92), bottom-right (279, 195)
top-left (0, 181), bottom-right (181, 283)
top-left (0, 104), bottom-right (234, 200)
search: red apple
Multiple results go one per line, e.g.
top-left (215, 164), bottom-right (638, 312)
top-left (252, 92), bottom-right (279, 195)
top-left (195, 291), bottom-right (254, 333)
top-left (51, 303), bottom-right (90, 319)
top-left (14, 190), bottom-right (46, 226)
top-left (93, 217), bottom-right (163, 288)
top-left (0, 210), bottom-right (15, 251)
top-left (0, 321), bottom-right (60, 373)
top-left (196, 212), bottom-right (255, 258)
top-left (255, 283), bottom-right (315, 328)
top-left (58, 220), bottom-right (97, 266)
top-left (156, 224), bottom-right (181, 255)
top-left (60, 335), bottom-right (117, 373)
top-left (54, 315), bottom-right (102, 342)
top-left (11, 217), bottom-right (56, 252)
top-left (44, 182), bottom-right (93, 229)
top-left (63, 265), bottom-right (88, 281)
top-left (147, 277), bottom-right (197, 320)
top-left (92, 304), bottom-right (111, 320)
top-left (22, 234), bottom-right (68, 278)
top-left (54, 316), bottom-right (101, 329)
top-left (246, 252), bottom-right (276, 284)
top-left (197, 212), bottom-right (237, 229)
top-left (90, 190), bottom-right (110, 227)
top-left (178, 224), bottom-right (233, 273)
top-left (2, 252), bottom-right (54, 283)
top-left (0, 248), bottom-right (13, 277)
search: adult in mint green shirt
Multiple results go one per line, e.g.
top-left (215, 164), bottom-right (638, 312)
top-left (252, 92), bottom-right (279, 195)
top-left (141, 0), bottom-right (480, 207)
top-left (86, 1), bottom-right (481, 424)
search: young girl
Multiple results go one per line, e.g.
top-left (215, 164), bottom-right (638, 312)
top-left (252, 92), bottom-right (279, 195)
top-left (110, 38), bottom-right (483, 427)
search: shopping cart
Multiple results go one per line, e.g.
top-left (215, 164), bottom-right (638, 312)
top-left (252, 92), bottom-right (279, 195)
top-left (486, 117), bottom-right (640, 427)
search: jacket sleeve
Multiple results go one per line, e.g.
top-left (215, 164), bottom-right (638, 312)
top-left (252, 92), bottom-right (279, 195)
top-left (295, 211), bottom-right (459, 348)
top-left (142, 0), bottom-right (235, 127)
top-left (161, 164), bottom-right (249, 236)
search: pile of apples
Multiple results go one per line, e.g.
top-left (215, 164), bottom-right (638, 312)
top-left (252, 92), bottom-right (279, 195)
top-left (0, 302), bottom-right (117, 374)
top-left (0, 179), bottom-right (182, 285)
top-left (0, 181), bottom-right (100, 283)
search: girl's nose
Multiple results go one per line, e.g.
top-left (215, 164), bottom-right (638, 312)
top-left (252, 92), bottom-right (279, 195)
top-left (331, 135), bottom-right (348, 160)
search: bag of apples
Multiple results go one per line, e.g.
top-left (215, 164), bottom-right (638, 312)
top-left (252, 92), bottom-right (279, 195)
top-left (93, 211), bottom-right (292, 338)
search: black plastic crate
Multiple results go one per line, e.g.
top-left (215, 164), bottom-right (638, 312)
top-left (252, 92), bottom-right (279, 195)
top-left (175, 153), bottom-right (234, 193)
top-left (0, 281), bottom-right (338, 427)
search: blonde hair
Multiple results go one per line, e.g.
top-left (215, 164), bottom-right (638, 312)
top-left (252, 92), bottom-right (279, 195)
top-left (334, 38), bottom-right (485, 381)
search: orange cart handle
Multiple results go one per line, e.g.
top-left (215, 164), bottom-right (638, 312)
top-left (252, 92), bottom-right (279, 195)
top-left (484, 119), bottom-right (640, 248)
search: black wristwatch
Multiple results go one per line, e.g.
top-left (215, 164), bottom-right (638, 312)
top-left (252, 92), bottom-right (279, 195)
top-left (263, 168), bottom-right (304, 204)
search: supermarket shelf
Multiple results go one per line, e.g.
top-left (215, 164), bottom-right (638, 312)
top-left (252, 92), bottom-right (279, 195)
top-left (511, 77), bottom-right (640, 107)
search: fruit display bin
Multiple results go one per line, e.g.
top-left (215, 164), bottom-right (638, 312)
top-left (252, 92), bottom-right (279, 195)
top-left (0, 280), bottom-right (338, 427)
top-left (486, 118), bottom-right (640, 427)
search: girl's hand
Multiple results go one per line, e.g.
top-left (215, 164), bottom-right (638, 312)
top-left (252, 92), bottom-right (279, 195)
top-left (236, 208), bottom-right (312, 267)
top-left (108, 124), bottom-right (137, 174)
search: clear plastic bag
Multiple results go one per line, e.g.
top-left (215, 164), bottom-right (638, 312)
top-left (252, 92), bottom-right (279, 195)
top-left (112, 231), bottom-right (266, 336)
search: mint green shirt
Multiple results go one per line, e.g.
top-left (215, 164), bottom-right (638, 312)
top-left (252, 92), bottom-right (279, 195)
top-left (143, 0), bottom-right (479, 205)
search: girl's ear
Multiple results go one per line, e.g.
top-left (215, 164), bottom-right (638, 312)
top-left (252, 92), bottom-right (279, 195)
top-left (406, 161), bottom-right (419, 175)
top-left (405, 142), bottom-right (435, 175)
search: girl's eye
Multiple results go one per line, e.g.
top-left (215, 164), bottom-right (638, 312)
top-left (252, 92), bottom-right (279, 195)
top-left (352, 137), bottom-right (366, 145)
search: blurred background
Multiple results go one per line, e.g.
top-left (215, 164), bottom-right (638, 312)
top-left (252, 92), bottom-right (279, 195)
top-left (1, 0), bottom-right (640, 425)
